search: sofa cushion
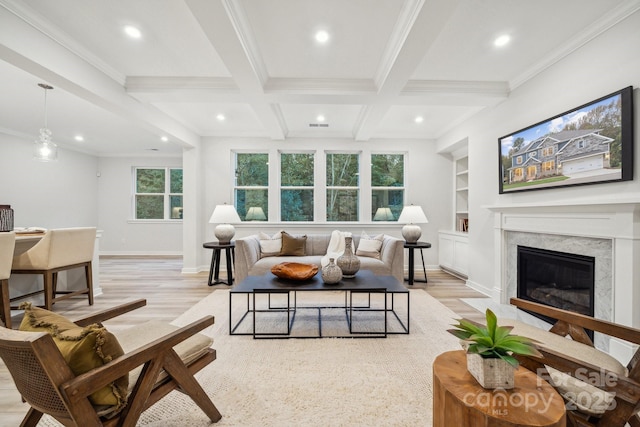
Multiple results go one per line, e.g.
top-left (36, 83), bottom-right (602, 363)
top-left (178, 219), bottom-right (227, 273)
top-left (19, 303), bottom-right (128, 413)
top-left (280, 231), bottom-right (307, 256)
top-left (356, 231), bottom-right (383, 259)
top-left (259, 230), bottom-right (283, 257)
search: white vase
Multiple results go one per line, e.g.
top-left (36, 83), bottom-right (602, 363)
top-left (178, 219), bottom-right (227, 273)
top-left (337, 236), bottom-right (360, 278)
top-left (466, 353), bottom-right (515, 389)
top-left (321, 258), bottom-right (342, 284)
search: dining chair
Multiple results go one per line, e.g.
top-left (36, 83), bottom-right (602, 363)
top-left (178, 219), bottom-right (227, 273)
top-left (0, 231), bottom-right (16, 328)
top-left (11, 227), bottom-right (96, 311)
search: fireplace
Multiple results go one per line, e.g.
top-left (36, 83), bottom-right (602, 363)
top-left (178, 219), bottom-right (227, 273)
top-left (517, 246), bottom-right (595, 323)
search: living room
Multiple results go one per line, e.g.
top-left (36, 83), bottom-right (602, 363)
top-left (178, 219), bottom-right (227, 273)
top-left (1, 1), bottom-right (640, 425)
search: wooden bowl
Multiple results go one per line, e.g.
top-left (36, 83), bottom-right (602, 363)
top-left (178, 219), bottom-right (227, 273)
top-left (271, 262), bottom-right (319, 281)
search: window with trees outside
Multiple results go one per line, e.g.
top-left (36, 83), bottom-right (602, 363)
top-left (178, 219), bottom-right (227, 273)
top-left (371, 154), bottom-right (404, 221)
top-left (235, 152), bottom-right (268, 221)
top-left (134, 167), bottom-right (183, 220)
top-left (281, 152), bottom-right (314, 221)
top-left (326, 152), bottom-right (359, 221)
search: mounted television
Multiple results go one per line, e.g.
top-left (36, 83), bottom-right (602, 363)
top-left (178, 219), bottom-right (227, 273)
top-left (499, 86), bottom-right (634, 194)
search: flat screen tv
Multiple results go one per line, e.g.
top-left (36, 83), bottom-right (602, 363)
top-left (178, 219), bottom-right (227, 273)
top-left (499, 86), bottom-right (634, 194)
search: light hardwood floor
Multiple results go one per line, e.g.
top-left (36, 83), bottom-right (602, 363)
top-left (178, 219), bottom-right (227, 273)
top-left (0, 256), bottom-right (487, 426)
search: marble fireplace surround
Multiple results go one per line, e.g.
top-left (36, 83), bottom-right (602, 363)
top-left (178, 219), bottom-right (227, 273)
top-left (489, 200), bottom-right (640, 362)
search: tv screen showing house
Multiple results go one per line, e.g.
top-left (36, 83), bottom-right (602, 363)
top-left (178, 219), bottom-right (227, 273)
top-left (498, 86), bottom-right (634, 194)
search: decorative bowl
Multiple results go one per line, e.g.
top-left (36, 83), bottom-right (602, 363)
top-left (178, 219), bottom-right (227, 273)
top-left (271, 262), bottom-right (319, 281)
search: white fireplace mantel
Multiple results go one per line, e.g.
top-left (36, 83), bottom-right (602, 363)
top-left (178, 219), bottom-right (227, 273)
top-left (487, 200), bottom-right (640, 362)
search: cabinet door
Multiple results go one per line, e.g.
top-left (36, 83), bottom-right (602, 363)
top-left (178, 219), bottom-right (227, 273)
top-left (439, 234), bottom-right (454, 270)
top-left (452, 238), bottom-right (469, 276)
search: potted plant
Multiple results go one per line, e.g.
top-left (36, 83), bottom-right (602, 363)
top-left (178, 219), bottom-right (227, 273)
top-left (447, 308), bottom-right (542, 389)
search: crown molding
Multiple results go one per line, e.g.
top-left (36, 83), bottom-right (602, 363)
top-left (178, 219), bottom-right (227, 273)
top-left (403, 80), bottom-right (509, 97)
top-left (510, 0), bottom-right (640, 89)
top-left (0, 0), bottom-right (126, 85)
top-left (374, 0), bottom-right (425, 90)
top-left (264, 78), bottom-right (377, 94)
top-left (126, 76), bottom-right (239, 92)
top-left (222, 0), bottom-right (269, 87)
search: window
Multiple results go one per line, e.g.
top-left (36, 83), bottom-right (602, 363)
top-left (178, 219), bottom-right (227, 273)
top-left (543, 147), bottom-right (554, 156)
top-left (281, 152), bottom-right (314, 221)
top-left (543, 160), bottom-right (555, 172)
top-left (516, 156), bottom-right (523, 165)
top-left (529, 151), bottom-right (536, 158)
top-left (326, 153), bottom-right (359, 221)
top-left (134, 167), bottom-right (182, 220)
top-left (578, 140), bottom-right (585, 148)
top-left (371, 153), bottom-right (404, 221)
top-left (234, 153), bottom-right (268, 221)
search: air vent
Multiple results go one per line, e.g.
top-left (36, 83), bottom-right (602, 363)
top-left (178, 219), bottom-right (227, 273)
top-left (309, 123), bottom-right (329, 127)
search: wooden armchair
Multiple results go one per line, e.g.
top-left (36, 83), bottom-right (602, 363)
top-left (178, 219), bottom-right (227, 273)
top-left (508, 297), bottom-right (640, 427)
top-left (0, 299), bottom-right (222, 426)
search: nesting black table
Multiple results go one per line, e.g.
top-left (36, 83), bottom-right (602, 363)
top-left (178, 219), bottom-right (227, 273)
top-left (404, 241), bottom-right (431, 285)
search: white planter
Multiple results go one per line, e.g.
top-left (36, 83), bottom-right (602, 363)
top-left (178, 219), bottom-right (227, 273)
top-left (466, 353), bottom-right (515, 389)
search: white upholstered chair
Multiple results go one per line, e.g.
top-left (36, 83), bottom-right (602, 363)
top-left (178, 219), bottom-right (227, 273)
top-left (0, 231), bottom-right (16, 328)
top-left (11, 227), bottom-right (96, 311)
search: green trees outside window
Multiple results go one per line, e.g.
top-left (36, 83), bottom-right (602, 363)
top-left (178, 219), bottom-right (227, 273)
top-left (326, 153), bottom-right (359, 221)
top-left (235, 153), bottom-right (268, 221)
top-left (371, 154), bottom-right (404, 221)
top-left (135, 168), bottom-right (183, 220)
top-left (281, 152), bottom-right (314, 221)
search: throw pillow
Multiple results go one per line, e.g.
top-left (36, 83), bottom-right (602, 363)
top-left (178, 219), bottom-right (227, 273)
top-left (280, 231), bottom-right (307, 256)
top-left (356, 231), bottom-right (384, 259)
top-left (19, 303), bottom-right (128, 412)
top-left (259, 230), bottom-right (284, 257)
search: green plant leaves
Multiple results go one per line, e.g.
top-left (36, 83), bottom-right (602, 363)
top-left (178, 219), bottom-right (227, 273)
top-left (447, 308), bottom-right (542, 367)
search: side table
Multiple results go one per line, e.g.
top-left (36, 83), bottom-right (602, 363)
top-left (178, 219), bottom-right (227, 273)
top-left (433, 350), bottom-right (565, 427)
top-left (203, 241), bottom-right (235, 286)
top-left (404, 241), bottom-right (431, 285)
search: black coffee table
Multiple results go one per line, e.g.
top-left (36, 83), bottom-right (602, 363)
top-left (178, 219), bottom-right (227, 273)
top-left (229, 270), bottom-right (409, 339)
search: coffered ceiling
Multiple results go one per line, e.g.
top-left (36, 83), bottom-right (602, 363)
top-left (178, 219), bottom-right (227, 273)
top-left (0, 0), bottom-right (637, 156)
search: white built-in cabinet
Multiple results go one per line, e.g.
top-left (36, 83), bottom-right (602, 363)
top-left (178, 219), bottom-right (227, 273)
top-left (438, 150), bottom-right (469, 277)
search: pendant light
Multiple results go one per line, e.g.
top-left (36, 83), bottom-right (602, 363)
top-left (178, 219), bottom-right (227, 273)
top-left (33, 83), bottom-right (58, 161)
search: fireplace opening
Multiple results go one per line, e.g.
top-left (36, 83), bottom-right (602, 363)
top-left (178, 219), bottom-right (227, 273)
top-left (517, 245), bottom-right (595, 337)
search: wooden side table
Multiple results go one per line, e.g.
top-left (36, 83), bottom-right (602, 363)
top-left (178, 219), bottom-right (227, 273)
top-left (433, 350), bottom-right (565, 427)
top-left (203, 241), bottom-right (235, 286)
top-left (404, 241), bottom-right (431, 285)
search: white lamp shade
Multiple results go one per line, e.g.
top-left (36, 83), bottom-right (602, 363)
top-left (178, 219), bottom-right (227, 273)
top-left (209, 204), bottom-right (241, 243)
top-left (373, 207), bottom-right (395, 221)
top-left (209, 204), bottom-right (241, 224)
top-left (245, 207), bottom-right (266, 221)
top-left (397, 205), bottom-right (428, 224)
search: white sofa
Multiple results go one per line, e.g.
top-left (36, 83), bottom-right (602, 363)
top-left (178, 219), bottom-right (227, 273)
top-left (234, 233), bottom-right (404, 284)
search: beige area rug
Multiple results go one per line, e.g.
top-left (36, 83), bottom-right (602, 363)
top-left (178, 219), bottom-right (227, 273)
top-left (41, 289), bottom-right (461, 426)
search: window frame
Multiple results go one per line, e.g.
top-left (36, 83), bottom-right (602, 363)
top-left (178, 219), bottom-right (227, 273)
top-left (233, 151), bottom-right (270, 222)
top-left (325, 151), bottom-right (361, 222)
top-left (370, 152), bottom-right (406, 222)
top-left (133, 166), bottom-right (183, 221)
top-left (279, 150), bottom-right (316, 222)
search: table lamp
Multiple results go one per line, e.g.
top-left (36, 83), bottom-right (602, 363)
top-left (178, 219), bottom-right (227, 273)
top-left (245, 207), bottom-right (266, 221)
top-left (397, 205), bottom-right (428, 243)
top-left (373, 207), bottom-right (395, 221)
top-left (209, 204), bottom-right (241, 244)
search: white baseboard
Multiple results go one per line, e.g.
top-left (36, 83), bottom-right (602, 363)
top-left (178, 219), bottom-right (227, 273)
top-left (465, 279), bottom-right (495, 298)
top-left (99, 251), bottom-right (183, 256)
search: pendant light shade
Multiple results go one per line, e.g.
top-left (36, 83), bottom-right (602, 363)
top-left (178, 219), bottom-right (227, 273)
top-left (33, 83), bottom-right (58, 162)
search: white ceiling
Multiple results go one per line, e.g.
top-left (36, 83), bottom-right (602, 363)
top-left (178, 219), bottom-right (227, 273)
top-left (0, 0), bottom-right (637, 156)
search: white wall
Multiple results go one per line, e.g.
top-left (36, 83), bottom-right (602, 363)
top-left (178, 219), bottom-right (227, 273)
top-left (97, 156), bottom-right (183, 254)
top-left (188, 136), bottom-right (452, 272)
top-left (436, 10), bottom-right (640, 295)
top-left (0, 134), bottom-right (99, 227)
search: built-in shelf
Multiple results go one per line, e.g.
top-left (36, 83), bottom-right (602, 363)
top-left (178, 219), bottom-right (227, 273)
top-left (456, 187), bottom-right (469, 192)
top-left (455, 155), bottom-right (468, 233)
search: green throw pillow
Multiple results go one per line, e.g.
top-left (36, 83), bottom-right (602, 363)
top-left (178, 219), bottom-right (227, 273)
top-left (19, 303), bottom-right (128, 413)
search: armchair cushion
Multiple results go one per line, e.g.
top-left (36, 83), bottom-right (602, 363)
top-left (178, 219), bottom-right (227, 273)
top-left (19, 303), bottom-right (128, 412)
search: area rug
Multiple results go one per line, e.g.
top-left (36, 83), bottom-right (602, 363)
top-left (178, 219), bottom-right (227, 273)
top-left (41, 289), bottom-right (462, 426)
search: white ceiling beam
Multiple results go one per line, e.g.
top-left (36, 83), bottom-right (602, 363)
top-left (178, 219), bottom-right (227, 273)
top-left (354, 0), bottom-right (461, 141)
top-left (0, 5), bottom-right (200, 148)
top-left (185, 0), bottom-right (287, 140)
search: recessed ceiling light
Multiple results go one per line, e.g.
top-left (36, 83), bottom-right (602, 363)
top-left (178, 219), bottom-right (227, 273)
top-left (124, 25), bottom-right (142, 39)
top-left (74, 135), bottom-right (84, 142)
top-left (216, 114), bottom-right (226, 121)
top-left (494, 34), bottom-right (511, 47)
top-left (315, 30), bottom-right (329, 43)
top-left (414, 116), bottom-right (424, 123)
top-left (316, 115), bottom-right (325, 122)
top-left (161, 136), bottom-right (168, 142)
